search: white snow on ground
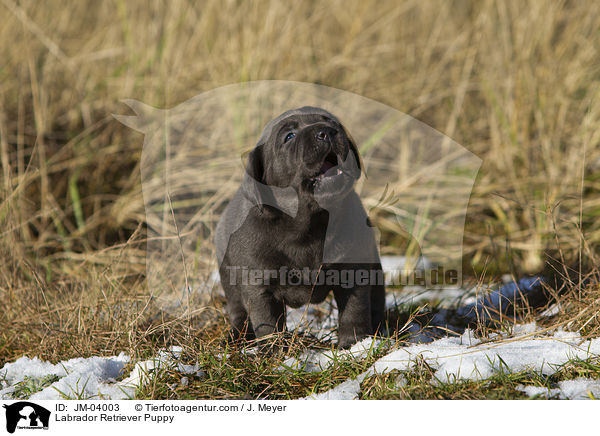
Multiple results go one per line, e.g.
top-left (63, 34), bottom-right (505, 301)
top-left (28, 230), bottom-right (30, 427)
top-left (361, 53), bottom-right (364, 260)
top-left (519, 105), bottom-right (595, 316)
top-left (306, 378), bottom-right (362, 400)
top-left (364, 328), bottom-right (600, 382)
top-left (304, 325), bottom-right (600, 400)
top-left (281, 337), bottom-right (381, 372)
top-left (0, 354), bottom-right (133, 400)
top-left (286, 302), bottom-right (339, 341)
top-left (517, 378), bottom-right (600, 399)
top-left (0, 347), bottom-right (203, 400)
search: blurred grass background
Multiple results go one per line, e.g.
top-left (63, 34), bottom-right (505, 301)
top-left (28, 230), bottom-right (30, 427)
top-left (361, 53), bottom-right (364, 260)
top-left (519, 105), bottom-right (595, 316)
top-left (1, 0), bottom-right (599, 362)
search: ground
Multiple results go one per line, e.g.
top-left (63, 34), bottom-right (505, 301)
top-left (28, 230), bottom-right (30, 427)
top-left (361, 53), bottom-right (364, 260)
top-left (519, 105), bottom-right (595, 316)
top-left (2, 258), bottom-right (599, 400)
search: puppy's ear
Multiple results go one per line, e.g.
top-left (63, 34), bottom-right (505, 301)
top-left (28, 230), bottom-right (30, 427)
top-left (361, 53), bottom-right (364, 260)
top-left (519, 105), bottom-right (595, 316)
top-left (344, 129), bottom-right (364, 178)
top-left (245, 144), bottom-right (265, 183)
top-left (241, 144), bottom-right (298, 217)
top-left (241, 144), bottom-right (266, 208)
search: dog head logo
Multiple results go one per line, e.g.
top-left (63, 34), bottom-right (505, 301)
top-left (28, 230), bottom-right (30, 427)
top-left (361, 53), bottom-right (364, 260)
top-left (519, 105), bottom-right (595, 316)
top-left (115, 81), bottom-right (481, 314)
top-left (3, 402), bottom-right (50, 433)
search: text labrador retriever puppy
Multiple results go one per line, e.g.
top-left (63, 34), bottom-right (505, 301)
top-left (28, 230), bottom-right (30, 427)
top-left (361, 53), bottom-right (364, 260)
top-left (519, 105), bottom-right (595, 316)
top-left (215, 107), bottom-right (385, 348)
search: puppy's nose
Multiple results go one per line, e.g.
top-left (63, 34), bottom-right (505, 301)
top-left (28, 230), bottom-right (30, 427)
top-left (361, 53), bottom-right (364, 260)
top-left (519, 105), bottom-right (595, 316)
top-left (315, 128), bottom-right (337, 142)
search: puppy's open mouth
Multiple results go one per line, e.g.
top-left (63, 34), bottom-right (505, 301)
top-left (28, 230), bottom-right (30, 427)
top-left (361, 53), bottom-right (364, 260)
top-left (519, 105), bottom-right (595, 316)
top-left (313, 151), bottom-right (342, 181)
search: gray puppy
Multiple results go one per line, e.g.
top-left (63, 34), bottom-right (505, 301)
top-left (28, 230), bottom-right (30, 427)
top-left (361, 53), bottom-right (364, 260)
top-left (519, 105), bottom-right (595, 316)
top-left (215, 107), bottom-right (385, 348)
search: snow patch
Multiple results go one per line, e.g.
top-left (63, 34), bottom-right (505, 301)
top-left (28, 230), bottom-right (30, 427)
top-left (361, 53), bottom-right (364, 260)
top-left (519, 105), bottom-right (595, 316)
top-left (0, 347), bottom-right (203, 400)
top-left (518, 378), bottom-right (600, 400)
top-left (0, 354), bottom-right (132, 400)
top-left (305, 326), bottom-right (600, 399)
top-left (281, 337), bottom-right (380, 372)
top-left (305, 378), bottom-right (361, 400)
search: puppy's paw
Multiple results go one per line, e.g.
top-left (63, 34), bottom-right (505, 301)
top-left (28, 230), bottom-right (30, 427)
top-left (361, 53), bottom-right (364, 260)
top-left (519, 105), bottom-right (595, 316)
top-left (337, 333), bottom-right (368, 349)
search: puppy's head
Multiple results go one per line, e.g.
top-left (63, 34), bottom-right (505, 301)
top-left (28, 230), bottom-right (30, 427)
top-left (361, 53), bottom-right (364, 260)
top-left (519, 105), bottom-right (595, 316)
top-left (245, 107), bottom-right (361, 208)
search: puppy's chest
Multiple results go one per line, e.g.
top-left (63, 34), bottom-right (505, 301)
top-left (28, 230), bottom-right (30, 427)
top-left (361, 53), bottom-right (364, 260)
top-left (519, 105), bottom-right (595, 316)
top-left (277, 240), bottom-right (323, 267)
top-left (262, 214), bottom-right (327, 267)
top-left (267, 231), bottom-right (330, 306)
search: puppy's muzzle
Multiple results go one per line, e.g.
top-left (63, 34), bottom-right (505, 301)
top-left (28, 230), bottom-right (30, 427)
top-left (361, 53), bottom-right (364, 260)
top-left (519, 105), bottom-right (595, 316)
top-left (315, 127), bottom-right (338, 144)
top-left (304, 125), bottom-right (339, 165)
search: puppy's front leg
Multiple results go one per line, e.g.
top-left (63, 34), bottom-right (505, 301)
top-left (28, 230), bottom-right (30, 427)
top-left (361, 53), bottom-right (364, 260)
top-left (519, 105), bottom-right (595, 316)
top-left (334, 287), bottom-right (372, 348)
top-left (246, 288), bottom-right (286, 339)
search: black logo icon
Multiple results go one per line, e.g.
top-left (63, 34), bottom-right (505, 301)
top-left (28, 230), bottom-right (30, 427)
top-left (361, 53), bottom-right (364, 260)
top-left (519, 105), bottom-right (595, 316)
top-left (3, 402), bottom-right (50, 433)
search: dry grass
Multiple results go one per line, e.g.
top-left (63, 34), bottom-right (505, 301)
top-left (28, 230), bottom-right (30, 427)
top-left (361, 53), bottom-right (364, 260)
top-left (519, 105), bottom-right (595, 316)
top-left (0, 0), bottom-right (599, 370)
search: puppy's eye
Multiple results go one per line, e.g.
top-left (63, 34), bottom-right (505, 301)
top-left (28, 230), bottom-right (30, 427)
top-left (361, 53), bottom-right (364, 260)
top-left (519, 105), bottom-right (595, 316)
top-left (284, 132), bottom-right (296, 143)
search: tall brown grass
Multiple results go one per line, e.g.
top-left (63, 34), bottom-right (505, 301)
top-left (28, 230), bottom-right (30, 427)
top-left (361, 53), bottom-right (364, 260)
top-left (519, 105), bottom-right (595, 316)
top-left (0, 0), bottom-right (599, 360)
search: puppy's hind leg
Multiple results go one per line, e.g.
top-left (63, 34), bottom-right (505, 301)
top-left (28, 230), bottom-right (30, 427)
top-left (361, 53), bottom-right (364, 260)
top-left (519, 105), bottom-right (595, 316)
top-left (334, 287), bottom-right (372, 348)
top-left (370, 283), bottom-right (386, 336)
